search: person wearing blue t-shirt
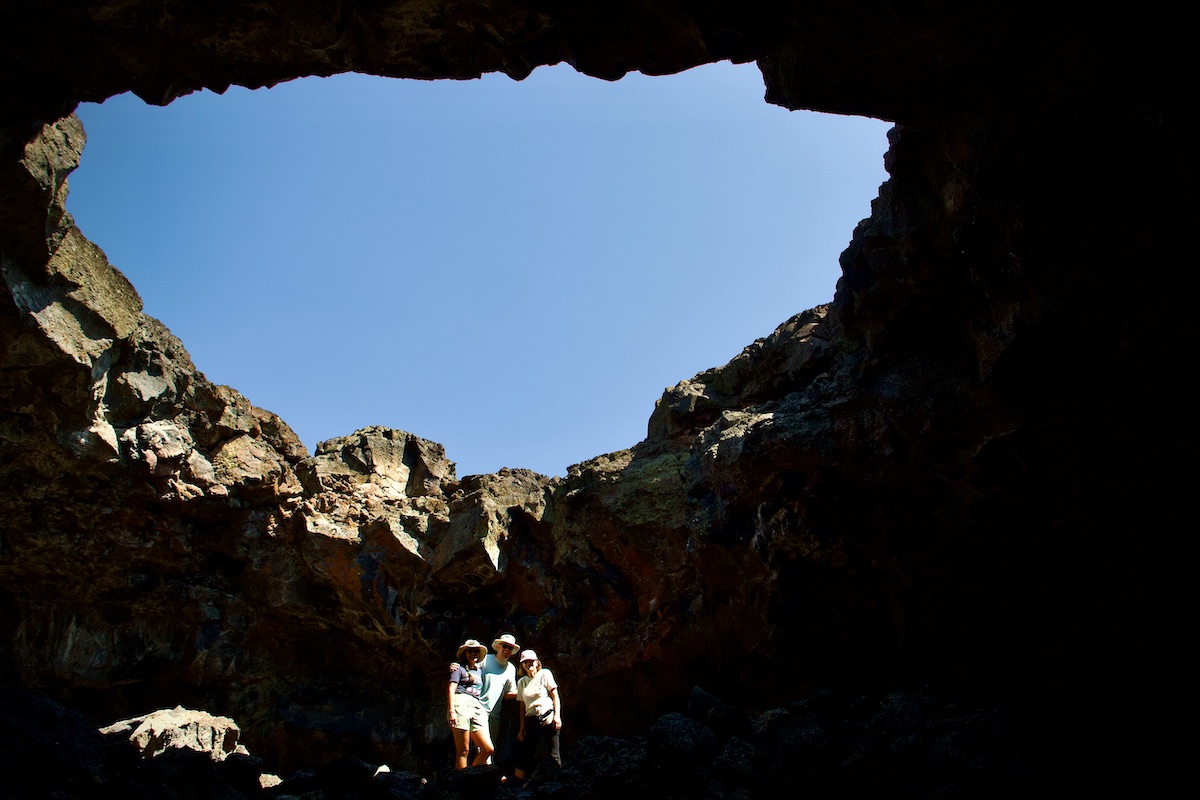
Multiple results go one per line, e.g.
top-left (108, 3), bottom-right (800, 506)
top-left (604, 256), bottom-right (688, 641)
top-left (480, 633), bottom-right (520, 765)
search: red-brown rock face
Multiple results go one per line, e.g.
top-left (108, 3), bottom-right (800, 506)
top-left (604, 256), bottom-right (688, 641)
top-left (1, 0), bottom-right (1194, 782)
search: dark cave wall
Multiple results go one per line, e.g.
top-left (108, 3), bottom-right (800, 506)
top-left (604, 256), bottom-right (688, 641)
top-left (1, 0), bottom-right (1195, 774)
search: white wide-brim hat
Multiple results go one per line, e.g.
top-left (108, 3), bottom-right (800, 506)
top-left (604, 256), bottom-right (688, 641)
top-left (492, 633), bottom-right (519, 651)
top-left (456, 639), bottom-right (488, 661)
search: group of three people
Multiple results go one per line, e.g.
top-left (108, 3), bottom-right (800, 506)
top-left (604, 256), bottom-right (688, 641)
top-left (447, 632), bottom-right (562, 778)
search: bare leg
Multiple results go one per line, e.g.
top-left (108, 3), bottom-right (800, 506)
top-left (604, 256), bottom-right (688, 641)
top-left (451, 727), bottom-right (471, 770)
top-left (470, 727), bottom-right (495, 766)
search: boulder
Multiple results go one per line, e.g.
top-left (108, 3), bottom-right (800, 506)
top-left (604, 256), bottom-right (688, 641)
top-left (101, 706), bottom-right (247, 762)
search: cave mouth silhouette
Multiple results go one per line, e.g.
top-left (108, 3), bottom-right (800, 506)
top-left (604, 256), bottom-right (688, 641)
top-left (66, 62), bottom-right (890, 478)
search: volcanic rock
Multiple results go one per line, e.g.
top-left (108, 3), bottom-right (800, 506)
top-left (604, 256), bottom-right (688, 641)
top-left (1, 1), bottom-right (1194, 795)
top-left (101, 706), bottom-right (248, 762)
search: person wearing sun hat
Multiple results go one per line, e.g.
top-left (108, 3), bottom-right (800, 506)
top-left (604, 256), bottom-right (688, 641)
top-left (449, 631), bottom-right (522, 768)
top-left (480, 632), bottom-right (521, 767)
top-left (447, 638), bottom-right (494, 769)
top-left (514, 648), bottom-right (562, 778)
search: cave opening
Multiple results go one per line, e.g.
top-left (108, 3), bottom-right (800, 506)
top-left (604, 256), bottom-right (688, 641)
top-left (66, 62), bottom-right (890, 478)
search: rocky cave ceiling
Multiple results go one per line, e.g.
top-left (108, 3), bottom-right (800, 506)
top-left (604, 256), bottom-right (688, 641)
top-left (1, 0), bottom-right (1194, 791)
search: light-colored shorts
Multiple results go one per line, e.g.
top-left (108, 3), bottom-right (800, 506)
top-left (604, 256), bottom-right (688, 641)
top-left (451, 692), bottom-right (488, 733)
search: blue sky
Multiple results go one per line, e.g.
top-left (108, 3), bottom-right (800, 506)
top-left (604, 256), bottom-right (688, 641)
top-left (67, 62), bottom-right (891, 479)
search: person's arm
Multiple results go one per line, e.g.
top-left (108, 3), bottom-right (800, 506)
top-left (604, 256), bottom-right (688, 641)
top-left (548, 672), bottom-right (562, 730)
top-left (505, 670), bottom-right (518, 700)
top-left (517, 697), bottom-right (527, 741)
top-left (447, 669), bottom-right (459, 728)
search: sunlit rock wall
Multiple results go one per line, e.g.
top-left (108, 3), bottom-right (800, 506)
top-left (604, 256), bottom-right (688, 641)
top-left (2, 0), bottom-right (1193, 777)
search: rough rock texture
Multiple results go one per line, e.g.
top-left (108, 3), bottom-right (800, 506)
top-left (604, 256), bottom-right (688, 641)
top-left (101, 706), bottom-right (248, 762)
top-left (0, 685), bottom-right (1062, 799)
top-left (1, 1), bottom-right (1195, 795)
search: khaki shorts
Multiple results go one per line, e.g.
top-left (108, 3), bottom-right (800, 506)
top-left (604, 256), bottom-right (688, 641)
top-left (451, 692), bottom-right (488, 733)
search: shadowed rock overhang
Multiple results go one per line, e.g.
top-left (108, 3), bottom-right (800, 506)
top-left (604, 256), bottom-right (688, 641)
top-left (1, 0), bottom-right (1195, 790)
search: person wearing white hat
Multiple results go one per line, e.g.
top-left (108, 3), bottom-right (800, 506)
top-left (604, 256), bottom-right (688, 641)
top-left (447, 639), bottom-right (494, 769)
top-left (514, 649), bottom-right (562, 778)
top-left (480, 633), bottom-right (521, 767)
top-left (450, 631), bottom-right (522, 769)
